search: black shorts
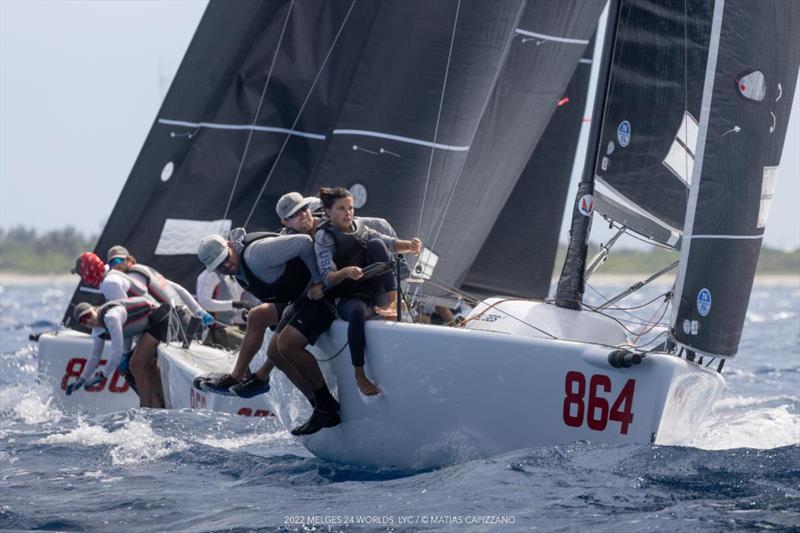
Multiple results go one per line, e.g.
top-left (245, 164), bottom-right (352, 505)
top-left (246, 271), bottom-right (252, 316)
top-left (275, 298), bottom-right (335, 345)
top-left (146, 304), bottom-right (172, 343)
top-left (267, 301), bottom-right (289, 332)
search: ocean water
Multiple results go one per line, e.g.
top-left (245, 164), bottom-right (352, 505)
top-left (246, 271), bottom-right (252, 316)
top-left (0, 280), bottom-right (798, 532)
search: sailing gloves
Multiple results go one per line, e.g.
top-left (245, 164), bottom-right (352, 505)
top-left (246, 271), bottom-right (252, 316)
top-left (65, 371), bottom-right (108, 395)
top-left (65, 377), bottom-right (85, 395)
top-left (199, 311), bottom-right (214, 327)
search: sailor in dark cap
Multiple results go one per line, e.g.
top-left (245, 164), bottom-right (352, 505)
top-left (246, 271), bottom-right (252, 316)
top-left (68, 296), bottom-right (171, 408)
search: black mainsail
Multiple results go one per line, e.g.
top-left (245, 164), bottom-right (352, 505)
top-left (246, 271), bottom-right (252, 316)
top-left (65, 0), bottom-right (604, 326)
top-left (461, 36), bottom-right (596, 299)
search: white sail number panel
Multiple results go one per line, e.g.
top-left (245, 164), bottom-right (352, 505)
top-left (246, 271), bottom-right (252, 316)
top-left (154, 219), bottom-right (232, 256)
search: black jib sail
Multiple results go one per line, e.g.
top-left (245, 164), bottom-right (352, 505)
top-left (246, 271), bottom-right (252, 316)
top-left (670, 0), bottom-right (800, 357)
top-left (591, 0), bottom-right (717, 248)
top-left (64, 0), bottom-right (604, 327)
top-left (461, 37), bottom-right (596, 299)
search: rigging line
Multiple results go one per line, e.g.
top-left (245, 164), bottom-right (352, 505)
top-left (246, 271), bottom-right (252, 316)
top-left (243, 0), bottom-right (358, 228)
top-left (417, 0), bottom-right (461, 237)
top-left (427, 1), bottom-right (528, 251)
top-left (584, 283), bottom-right (667, 325)
top-left (683, 0), bottom-right (690, 189)
top-left (221, 0), bottom-right (296, 229)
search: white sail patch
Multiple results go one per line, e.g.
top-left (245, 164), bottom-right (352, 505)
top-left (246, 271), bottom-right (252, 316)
top-left (737, 70), bottom-right (767, 101)
top-left (663, 111), bottom-right (699, 185)
top-left (155, 219), bottom-right (232, 256)
top-left (758, 166), bottom-right (778, 228)
top-left (409, 247), bottom-right (439, 282)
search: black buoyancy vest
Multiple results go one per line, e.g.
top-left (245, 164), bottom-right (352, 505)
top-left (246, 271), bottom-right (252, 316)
top-left (236, 232), bottom-right (310, 304)
top-left (97, 296), bottom-right (157, 339)
top-left (318, 219), bottom-right (371, 268)
top-left (130, 264), bottom-right (181, 305)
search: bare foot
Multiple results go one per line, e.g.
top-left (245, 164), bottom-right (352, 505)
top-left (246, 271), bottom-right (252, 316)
top-left (374, 306), bottom-right (399, 321)
top-left (357, 375), bottom-right (381, 396)
top-left (355, 366), bottom-right (381, 395)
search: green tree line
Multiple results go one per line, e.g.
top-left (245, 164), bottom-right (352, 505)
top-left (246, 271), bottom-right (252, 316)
top-left (0, 225), bottom-right (797, 275)
top-left (0, 226), bottom-right (98, 274)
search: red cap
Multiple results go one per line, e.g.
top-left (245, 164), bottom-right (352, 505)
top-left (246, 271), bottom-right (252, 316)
top-left (71, 252), bottom-right (106, 288)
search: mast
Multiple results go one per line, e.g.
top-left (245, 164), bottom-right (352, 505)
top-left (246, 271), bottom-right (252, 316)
top-left (554, 0), bottom-right (620, 310)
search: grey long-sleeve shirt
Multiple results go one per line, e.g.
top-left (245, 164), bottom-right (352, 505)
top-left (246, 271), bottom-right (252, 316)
top-left (230, 228), bottom-right (322, 286)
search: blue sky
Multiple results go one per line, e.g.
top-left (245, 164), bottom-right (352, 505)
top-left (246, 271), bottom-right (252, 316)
top-left (1, 0), bottom-right (798, 250)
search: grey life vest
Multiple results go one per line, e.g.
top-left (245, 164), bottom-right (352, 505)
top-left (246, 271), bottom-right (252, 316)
top-left (103, 269), bottom-right (148, 298)
top-left (236, 232), bottom-right (311, 304)
top-left (130, 264), bottom-right (182, 305)
top-left (97, 296), bottom-right (158, 340)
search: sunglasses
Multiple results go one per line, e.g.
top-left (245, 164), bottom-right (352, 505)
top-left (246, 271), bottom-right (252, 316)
top-left (287, 206), bottom-right (309, 220)
top-left (215, 253), bottom-right (232, 274)
top-left (108, 257), bottom-right (125, 267)
top-left (79, 313), bottom-right (92, 325)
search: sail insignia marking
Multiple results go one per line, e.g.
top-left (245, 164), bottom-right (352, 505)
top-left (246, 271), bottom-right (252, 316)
top-left (160, 162), bottom-right (174, 182)
top-left (157, 119), bottom-right (326, 140)
top-left (736, 70), bottom-right (766, 101)
top-left (514, 28), bottom-right (590, 45)
top-left (332, 129), bottom-right (470, 152)
top-left (154, 219), bottom-right (232, 256)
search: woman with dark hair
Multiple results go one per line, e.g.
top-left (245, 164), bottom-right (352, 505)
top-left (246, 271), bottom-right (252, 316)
top-left (314, 187), bottom-right (422, 396)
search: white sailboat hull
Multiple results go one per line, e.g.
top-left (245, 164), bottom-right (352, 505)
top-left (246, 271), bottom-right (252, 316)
top-left (273, 317), bottom-right (724, 468)
top-left (37, 331), bottom-right (271, 418)
top-left (38, 300), bottom-right (724, 468)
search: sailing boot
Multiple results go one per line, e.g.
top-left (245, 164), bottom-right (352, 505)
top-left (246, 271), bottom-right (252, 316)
top-left (229, 375), bottom-right (270, 398)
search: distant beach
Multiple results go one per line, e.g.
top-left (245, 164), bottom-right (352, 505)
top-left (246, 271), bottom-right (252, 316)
top-left (1, 271), bottom-right (797, 288)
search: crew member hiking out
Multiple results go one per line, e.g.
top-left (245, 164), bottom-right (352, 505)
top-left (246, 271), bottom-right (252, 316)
top-left (67, 296), bottom-right (171, 408)
top-left (196, 192), bottom-right (341, 435)
top-left (106, 245), bottom-right (213, 336)
top-left (196, 269), bottom-right (255, 350)
top-left (314, 186), bottom-right (423, 396)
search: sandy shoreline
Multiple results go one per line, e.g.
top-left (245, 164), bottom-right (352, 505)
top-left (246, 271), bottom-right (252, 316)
top-left (1, 271), bottom-right (797, 287)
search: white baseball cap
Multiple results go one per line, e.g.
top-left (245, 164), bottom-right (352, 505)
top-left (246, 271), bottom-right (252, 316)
top-left (197, 234), bottom-right (229, 272)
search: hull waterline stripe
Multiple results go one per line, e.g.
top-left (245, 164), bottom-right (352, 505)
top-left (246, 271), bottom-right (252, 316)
top-left (515, 28), bottom-right (590, 45)
top-left (687, 234), bottom-right (763, 240)
top-left (158, 119), bottom-right (326, 140)
top-left (332, 129), bottom-right (470, 151)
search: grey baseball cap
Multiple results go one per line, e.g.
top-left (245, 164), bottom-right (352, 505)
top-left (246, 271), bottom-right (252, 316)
top-left (197, 234), bottom-right (229, 272)
top-left (276, 192), bottom-right (313, 219)
top-left (106, 245), bottom-right (130, 262)
top-left (73, 302), bottom-right (94, 323)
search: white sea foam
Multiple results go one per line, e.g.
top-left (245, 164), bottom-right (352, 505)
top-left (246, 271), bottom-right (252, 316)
top-left (0, 383), bottom-right (62, 424)
top-left (199, 430), bottom-right (292, 450)
top-left (40, 417), bottom-right (188, 465)
top-left (690, 403), bottom-right (799, 450)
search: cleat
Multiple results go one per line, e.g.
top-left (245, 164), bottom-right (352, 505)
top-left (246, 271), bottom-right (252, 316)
top-left (229, 375), bottom-right (270, 398)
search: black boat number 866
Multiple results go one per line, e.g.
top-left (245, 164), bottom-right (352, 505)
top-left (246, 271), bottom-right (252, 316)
top-left (562, 371), bottom-right (635, 434)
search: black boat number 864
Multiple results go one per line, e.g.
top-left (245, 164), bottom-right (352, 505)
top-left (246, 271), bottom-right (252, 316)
top-left (562, 371), bottom-right (635, 434)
